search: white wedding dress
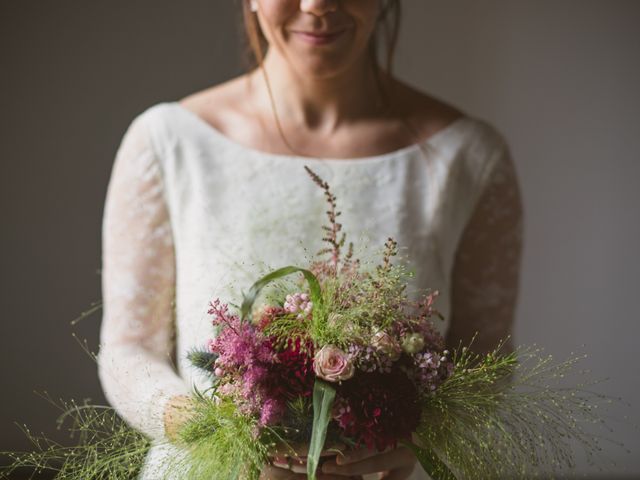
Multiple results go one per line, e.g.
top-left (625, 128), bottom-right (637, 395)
top-left (98, 101), bottom-right (523, 479)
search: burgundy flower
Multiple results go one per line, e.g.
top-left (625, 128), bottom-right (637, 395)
top-left (334, 369), bottom-right (421, 451)
top-left (264, 338), bottom-right (315, 401)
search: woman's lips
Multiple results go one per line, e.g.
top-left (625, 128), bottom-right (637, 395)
top-left (290, 29), bottom-right (346, 46)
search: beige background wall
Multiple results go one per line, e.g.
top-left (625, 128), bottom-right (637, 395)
top-left (1, 1), bottom-right (638, 477)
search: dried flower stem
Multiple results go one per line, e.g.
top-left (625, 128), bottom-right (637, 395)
top-left (304, 166), bottom-right (346, 274)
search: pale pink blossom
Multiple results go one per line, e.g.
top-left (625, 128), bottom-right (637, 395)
top-left (284, 292), bottom-right (313, 320)
top-left (372, 331), bottom-right (402, 361)
top-left (314, 345), bottom-right (355, 382)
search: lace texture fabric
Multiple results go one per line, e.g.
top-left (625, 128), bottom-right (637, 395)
top-left (446, 139), bottom-right (525, 356)
top-left (98, 113), bottom-right (190, 441)
top-left (98, 102), bottom-right (523, 478)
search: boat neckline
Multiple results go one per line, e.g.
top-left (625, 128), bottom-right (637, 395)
top-left (169, 100), bottom-right (471, 163)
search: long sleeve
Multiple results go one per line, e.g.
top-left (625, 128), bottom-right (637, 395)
top-left (98, 112), bottom-right (190, 441)
top-left (446, 140), bottom-right (525, 356)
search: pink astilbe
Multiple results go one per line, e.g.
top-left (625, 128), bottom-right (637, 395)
top-left (208, 320), bottom-right (274, 373)
top-left (205, 299), bottom-right (317, 427)
top-left (260, 397), bottom-right (286, 426)
top-left (208, 298), bottom-right (234, 325)
top-left (206, 300), bottom-right (276, 418)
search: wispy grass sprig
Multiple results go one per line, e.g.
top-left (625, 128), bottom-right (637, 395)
top-left (416, 342), bottom-right (617, 478)
top-left (0, 394), bottom-right (150, 480)
top-left (297, 259), bottom-right (412, 349)
top-left (170, 394), bottom-right (271, 480)
top-left (263, 312), bottom-right (313, 351)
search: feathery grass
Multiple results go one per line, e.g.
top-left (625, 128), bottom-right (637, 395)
top-left (415, 342), bottom-right (618, 478)
top-left (0, 395), bottom-right (149, 479)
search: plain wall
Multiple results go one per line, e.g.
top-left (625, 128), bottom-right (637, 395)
top-left (1, 1), bottom-right (638, 477)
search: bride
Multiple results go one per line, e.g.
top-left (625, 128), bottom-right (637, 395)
top-left (98, 0), bottom-right (524, 478)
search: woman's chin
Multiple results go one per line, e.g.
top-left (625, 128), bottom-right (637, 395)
top-left (290, 57), bottom-right (359, 81)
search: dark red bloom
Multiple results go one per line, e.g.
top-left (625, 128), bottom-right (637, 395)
top-left (334, 369), bottom-right (421, 451)
top-left (264, 337), bottom-right (315, 401)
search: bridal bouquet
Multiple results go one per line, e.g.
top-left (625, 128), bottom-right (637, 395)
top-left (170, 166), bottom-right (459, 478)
top-left (184, 244), bottom-right (452, 478)
top-left (1, 167), bottom-right (613, 480)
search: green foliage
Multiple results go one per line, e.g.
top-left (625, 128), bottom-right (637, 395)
top-left (186, 348), bottom-right (217, 375)
top-left (309, 262), bottom-right (410, 345)
top-left (281, 397), bottom-right (313, 442)
top-left (414, 342), bottom-right (616, 478)
top-left (258, 248), bottom-right (417, 352)
top-left (307, 380), bottom-right (337, 480)
top-left (0, 396), bottom-right (150, 479)
top-left (262, 314), bottom-right (311, 351)
top-left (401, 439), bottom-right (457, 480)
top-left (240, 266), bottom-right (323, 323)
top-left (172, 396), bottom-right (272, 480)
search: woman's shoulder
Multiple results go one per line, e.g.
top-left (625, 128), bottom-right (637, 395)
top-left (122, 77), bottom-right (242, 155)
top-left (393, 81), bottom-right (464, 137)
top-left (175, 75), bottom-right (253, 134)
top-left (393, 79), bottom-right (507, 152)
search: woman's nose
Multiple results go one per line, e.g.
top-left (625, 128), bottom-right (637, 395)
top-left (299, 0), bottom-right (338, 15)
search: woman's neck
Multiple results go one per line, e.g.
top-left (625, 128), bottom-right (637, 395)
top-left (249, 49), bottom-right (391, 135)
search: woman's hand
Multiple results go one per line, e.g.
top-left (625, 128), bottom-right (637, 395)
top-left (320, 445), bottom-right (417, 479)
top-left (260, 455), bottom-right (357, 480)
top-left (260, 441), bottom-right (356, 480)
top-left (163, 394), bottom-right (196, 442)
top-left (260, 461), bottom-right (353, 479)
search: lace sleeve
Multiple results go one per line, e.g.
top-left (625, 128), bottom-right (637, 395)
top-left (98, 113), bottom-right (190, 440)
top-left (445, 142), bottom-right (525, 356)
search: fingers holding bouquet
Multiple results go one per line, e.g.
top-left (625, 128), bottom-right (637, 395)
top-left (261, 458), bottom-right (359, 480)
top-left (262, 441), bottom-right (358, 480)
top-left (263, 440), bottom-right (416, 480)
top-left (261, 464), bottom-right (351, 480)
top-left (321, 445), bottom-right (416, 479)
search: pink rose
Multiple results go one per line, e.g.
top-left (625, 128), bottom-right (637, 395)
top-left (314, 345), bottom-right (355, 382)
top-left (372, 331), bottom-right (402, 361)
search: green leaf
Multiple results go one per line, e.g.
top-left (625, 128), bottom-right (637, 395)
top-left (401, 440), bottom-right (457, 480)
top-left (240, 266), bottom-right (323, 322)
top-left (307, 380), bottom-right (336, 480)
top-left (187, 348), bottom-right (217, 374)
